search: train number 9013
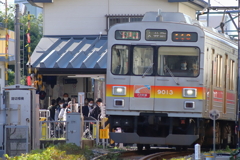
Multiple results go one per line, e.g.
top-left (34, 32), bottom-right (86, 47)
top-left (157, 90), bottom-right (174, 95)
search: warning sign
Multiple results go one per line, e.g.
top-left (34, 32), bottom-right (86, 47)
top-left (134, 85), bottom-right (151, 98)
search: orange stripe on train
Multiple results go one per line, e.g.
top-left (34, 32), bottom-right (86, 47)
top-left (106, 84), bottom-right (204, 99)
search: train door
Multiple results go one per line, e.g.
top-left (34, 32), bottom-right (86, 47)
top-left (209, 49), bottom-right (215, 111)
top-left (130, 46), bottom-right (154, 111)
top-left (223, 54), bottom-right (228, 114)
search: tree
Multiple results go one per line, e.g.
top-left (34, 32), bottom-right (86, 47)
top-left (8, 69), bottom-right (28, 85)
top-left (7, 69), bottom-right (14, 85)
top-left (0, 5), bottom-right (43, 84)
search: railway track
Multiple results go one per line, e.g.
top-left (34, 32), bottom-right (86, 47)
top-left (119, 149), bottom-right (193, 160)
top-left (139, 151), bottom-right (193, 160)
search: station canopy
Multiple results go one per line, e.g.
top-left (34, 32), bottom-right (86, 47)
top-left (29, 36), bottom-right (107, 75)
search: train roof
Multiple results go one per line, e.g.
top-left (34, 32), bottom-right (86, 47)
top-left (142, 11), bottom-right (192, 24)
top-left (142, 11), bottom-right (237, 44)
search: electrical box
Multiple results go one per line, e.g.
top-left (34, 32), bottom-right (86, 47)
top-left (0, 84), bottom-right (40, 158)
top-left (0, 125), bottom-right (3, 149)
top-left (66, 113), bottom-right (81, 146)
top-left (5, 90), bottom-right (31, 126)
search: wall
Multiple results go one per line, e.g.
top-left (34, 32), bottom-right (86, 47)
top-left (43, 0), bottom-right (179, 36)
top-left (178, 3), bottom-right (196, 19)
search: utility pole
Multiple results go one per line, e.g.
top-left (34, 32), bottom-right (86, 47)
top-left (238, 0), bottom-right (240, 148)
top-left (15, 4), bottom-right (20, 84)
top-left (4, 0), bottom-right (8, 85)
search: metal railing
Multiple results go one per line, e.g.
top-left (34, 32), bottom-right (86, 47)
top-left (39, 121), bottom-right (67, 140)
top-left (39, 109), bottom-right (50, 120)
top-left (82, 118), bottom-right (100, 145)
top-left (39, 118), bottom-right (100, 146)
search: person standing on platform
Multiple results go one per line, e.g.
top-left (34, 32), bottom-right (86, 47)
top-left (82, 98), bottom-right (94, 117)
top-left (90, 98), bottom-right (102, 120)
top-left (55, 100), bottom-right (64, 121)
top-left (48, 99), bottom-right (57, 121)
top-left (62, 93), bottom-right (71, 105)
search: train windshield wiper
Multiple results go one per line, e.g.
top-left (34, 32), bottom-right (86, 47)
top-left (164, 65), bottom-right (179, 85)
top-left (142, 63), bottom-right (154, 78)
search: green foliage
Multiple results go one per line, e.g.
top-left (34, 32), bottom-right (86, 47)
top-left (225, 145), bottom-right (232, 152)
top-left (7, 69), bottom-right (27, 85)
top-left (7, 69), bottom-right (14, 85)
top-left (98, 153), bottom-right (121, 160)
top-left (230, 148), bottom-right (240, 160)
top-left (20, 76), bottom-right (26, 85)
top-left (5, 143), bottom-right (94, 160)
top-left (0, 5), bottom-right (43, 76)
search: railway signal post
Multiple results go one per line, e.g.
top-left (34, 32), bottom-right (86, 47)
top-left (209, 109), bottom-right (220, 158)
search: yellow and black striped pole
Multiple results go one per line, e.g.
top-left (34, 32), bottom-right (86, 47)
top-left (26, 11), bottom-right (31, 75)
top-left (5, 0), bottom-right (8, 84)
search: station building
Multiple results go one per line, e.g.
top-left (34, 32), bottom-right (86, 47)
top-left (27, 0), bottom-right (208, 108)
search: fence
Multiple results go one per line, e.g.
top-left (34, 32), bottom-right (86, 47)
top-left (39, 118), bottom-right (100, 146)
top-left (4, 125), bottom-right (29, 157)
top-left (82, 118), bottom-right (100, 145)
top-left (39, 109), bottom-right (50, 121)
top-left (40, 121), bottom-right (67, 139)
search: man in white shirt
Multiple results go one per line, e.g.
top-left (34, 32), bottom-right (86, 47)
top-left (55, 100), bottom-right (64, 121)
top-left (58, 104), bottom-right (67, 121)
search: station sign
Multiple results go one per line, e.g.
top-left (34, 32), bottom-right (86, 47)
top-left (115, 30), bottom-right (140, 40)
top-left (172, 32), bottom-right (198, 42)
top-left (209, 109), bottom-right (220, 120)
top-left (145, 29), bottom-right (167, 41)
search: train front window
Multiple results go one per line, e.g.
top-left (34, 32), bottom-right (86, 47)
top-left (158, 47), bottom-right (199, 77)
top-left (111, 45), bottom-right (129, 75)
top-left (133, 46), bottom-right (154, 75)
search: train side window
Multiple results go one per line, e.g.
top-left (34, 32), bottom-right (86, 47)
top-left (111, 45), bottom-right (129, 75)
top-left (216, 54), bottom-right (222, 87)
top-left (229, 60), bottom-right (235, 90)
top-left (158, 47), bottom-right (200, 77)
top-left (132, 46), bottom-right (153, 75)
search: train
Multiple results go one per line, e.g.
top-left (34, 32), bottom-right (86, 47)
top-left (105, 11), bottom-right (238, 150)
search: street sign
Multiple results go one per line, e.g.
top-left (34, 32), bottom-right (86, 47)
top-left (209, 109), bottom-right (220, 120)
top-left (209, 109), bottom-right (220, 157)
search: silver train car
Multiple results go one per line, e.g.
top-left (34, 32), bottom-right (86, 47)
top-left (106, 12), bottom-right (238, 150)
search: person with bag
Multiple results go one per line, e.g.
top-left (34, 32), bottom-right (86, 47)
top-left (90, 98), bottom-right (102, 120)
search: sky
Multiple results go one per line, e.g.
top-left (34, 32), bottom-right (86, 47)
top-left (205, 0), bottom-right (238, 6)
top-left (0, 0), bottom-right (14, 12)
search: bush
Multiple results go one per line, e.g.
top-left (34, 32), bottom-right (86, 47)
top-left (5, 143), bottom-right (94, 160)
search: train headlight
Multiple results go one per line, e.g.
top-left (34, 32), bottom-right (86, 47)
top-left (183, 88), bottom-right (197, 98)
top-left (112, 86), bottom-right (126, 95)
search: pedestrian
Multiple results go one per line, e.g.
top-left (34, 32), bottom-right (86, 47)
top-left (90, 98), bottom-right (102, 120)
top-left (58, 103), bottom-right (68, 121)
top-left (48, 99), bottom-right (57, 121)
top-left (55, 100), bottom-right (64, 121)
top-left (67, 101), bottom-right (72, 113)
top-left (62, 93), bottom-right (71, 105)
top-left (82, 98), bottom-right (94, 117)
top-left (84, 98), bottom-right (89, 106)
top-left (58, 103), bottom-right (68, 137)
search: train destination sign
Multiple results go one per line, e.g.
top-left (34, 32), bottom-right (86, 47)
top-left (115, 30), bottom-right (140, 40)
top-left (145, 29), bottom-right (167, 41)
top-left (172, 32), bottom-right (198, 42)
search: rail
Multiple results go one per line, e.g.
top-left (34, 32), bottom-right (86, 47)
top-left (139, 151), bottom-right (193, 160)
